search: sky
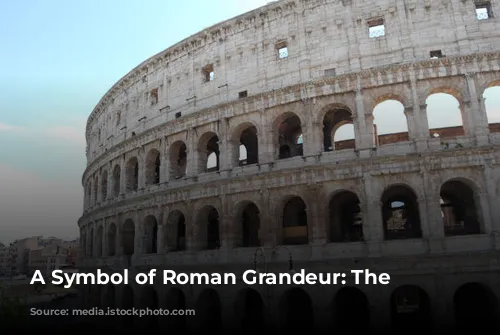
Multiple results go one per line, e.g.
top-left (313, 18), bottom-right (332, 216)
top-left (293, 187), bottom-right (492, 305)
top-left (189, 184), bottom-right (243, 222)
top-left (0, 1), bottom-right (499, 245)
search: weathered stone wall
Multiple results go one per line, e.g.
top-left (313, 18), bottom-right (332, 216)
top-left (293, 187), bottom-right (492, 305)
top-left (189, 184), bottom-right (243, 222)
top-left (78, 0), bottom-right (500, 332)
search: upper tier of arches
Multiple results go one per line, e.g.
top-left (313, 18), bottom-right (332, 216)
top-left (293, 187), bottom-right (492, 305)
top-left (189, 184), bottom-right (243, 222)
top-left (82, 67), bottom-right (500, 211)
top-left (85, 0), bottom-right (500, 162)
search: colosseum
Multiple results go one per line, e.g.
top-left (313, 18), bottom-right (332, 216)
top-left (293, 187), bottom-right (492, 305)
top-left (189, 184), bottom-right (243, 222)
top-left (78, 0), bottom-right (500, 333)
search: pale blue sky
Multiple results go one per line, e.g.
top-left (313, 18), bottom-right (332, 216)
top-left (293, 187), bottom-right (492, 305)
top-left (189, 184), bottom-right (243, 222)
top-left (0, 1), bottom-right (499, 244)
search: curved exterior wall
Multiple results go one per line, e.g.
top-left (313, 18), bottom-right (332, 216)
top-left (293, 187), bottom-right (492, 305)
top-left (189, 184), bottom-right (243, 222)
top-left (79, 0), bottom-right (500, 332)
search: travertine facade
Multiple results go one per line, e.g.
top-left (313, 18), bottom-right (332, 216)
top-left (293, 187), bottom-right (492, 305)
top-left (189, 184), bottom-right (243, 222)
top-left (79, 0), bottom-right (500, 332)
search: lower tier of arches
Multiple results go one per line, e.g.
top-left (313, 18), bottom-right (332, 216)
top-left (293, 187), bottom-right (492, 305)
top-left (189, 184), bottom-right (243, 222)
top-left (78, 251), bottom-right (500, 334)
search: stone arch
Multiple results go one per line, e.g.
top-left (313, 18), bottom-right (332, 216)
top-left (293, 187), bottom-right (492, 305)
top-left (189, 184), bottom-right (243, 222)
top-left (453, 282), bottom-right (498, 331)
top-left (328, 190), bottom-right (363, 242)
top-left (273, 112), bottom-right (304, 159)
top-left (334, 287), bottom-right (370, 332)
top-left (101, 169), bottom-right (108, 201)
top-left (234, 201), bottom-right (261, 248)
top-left (164, 288), bottom-right (187, 332)
top-left (169, 140), bottom-right (187, 179)
top-left (234, 288), bottom-right (265, 334)
top-left (122, 219), bottom-right (135, 256)
top-left (372, 98), bottom-right (409, 145)
top-left (125, 157), bottom-right (139, 192)
top-left (231, 122), bottom-right (259, 166)
top-left (282, 196), bottom-right (308, 245)
top-left (195, 289), bottom-right (222, 333)
top-left (107, 222), bottom-right (116, 256)
top-left (165, 210), bottom-right (187, 252)
top-left (165, 209), bottom-right (186, 252)
top-left (195, 205), bottom-right (220, 250)
top-left (320, 104), bottom-right (355, 152)
top-left (380, 184), bottom-right (422, 240)
top-left (390, 285), bottom-right (432, 332)
top-left (145, 148), bottom-right (161, 185)
top-left (440, 178), bottom-right (482, 236)
top-left (112, 164), bottom-right (121, 197)
top-left (121, 285), bottom-right (135, 326)
top-left (198, 131), bottom-right (220, 173)
top-left (140, 286), bottom-right (159, 329)
top-left (426, 91), bottom-right (465, 139)
top-left (143, 215), bottom-right (158, 254)
top-left (279, 287), bottom-right (313, 332)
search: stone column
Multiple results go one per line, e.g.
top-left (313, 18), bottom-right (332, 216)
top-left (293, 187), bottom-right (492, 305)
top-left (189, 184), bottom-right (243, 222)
top-left (106, 161), bottom-right (113, 201)
top-left (102, 220), bottom-right (109, 257)
top-left (116, 215), bottom-right (123, 256)
top-left (161, 137), bottom-right (169, 183)
top-left (306, 185), bottom-right (327, 245)
top-left (362, 174), bottom-right (384, 256)
top-left (465, 73), bottom-right (490, 145)
top-left (355, 88), bottom-right (375, 157)
top-left (186, 128), bottom-right (198, 178)
top-left (133, 212), bottom-right (142, 256)
top-left (138, 147), bottom-right (146, 189)
top-left (120, 156), bottom-right (126, 195)
top-left (410, 75), bottom-right (429, 151)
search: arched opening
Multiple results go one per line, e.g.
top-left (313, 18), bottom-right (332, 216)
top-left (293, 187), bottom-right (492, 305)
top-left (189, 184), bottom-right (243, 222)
top-left (145, 149), bottom-right (161, 185)
top-left (483, 84), bottom-right (500, 133)
top-left (169, 141), bottom-right (187, 179)
top-left (233, 124), bottom-right (259, 166)
top-left (96, 226), bottom-right (103, 257)
top-left (426, 92), bottom-right (465, 139)
top-left (122, 219), bottom-right (135, 256)
top-left (105, 284), bottom-right (115, 309)
top-left (198, 132), bottom-right (219, 173)
top-left (373, 99), bottom-right (409, 146)
top-left (165, 210), bottom-right (186, 252)
top-left (279, 288), bottom-right (313, 332)
top-left (195, 206), bottom-right (220, 250)
top-left (125, 157), bottom-right (139, 192)
top-left (241, 202), bottom-right (261, 247)
top-left (334, 287), bottom-right (370, 332)
top-left (112, 164), bottom-right (120, 197)
top-left (195, 289), bottom-right (223, 333)
top-left (122, 285), bottom-right (134, 326)
top-left (322, 106), bottom-right (355, 151)
top-left (454, 282), bottom-right (498, 331)
top-left (101, 170), bottom-right (108, 201)
top-left (440, 179), bottom-right (481, 236)
top-left (381, 185), bottom-right (422, 240)
top-left (391, 285), bottom-right (432, 332)
top-left (164, 288), bottom-right (187, 333)
top-left (328, 191), bottom-right (363, 242)
top-left (143, 215), bottom-right (158, 254)
top-left (235, 288), bottom-right (265, 334)
top-left (282, 197), bottom-right (308, 245)
top-left (141, 287), bottom-right (159, 329)
top-left (107, 223), bottom-right (116, 256)
top-left (277, 113), bottom-right (303, 159)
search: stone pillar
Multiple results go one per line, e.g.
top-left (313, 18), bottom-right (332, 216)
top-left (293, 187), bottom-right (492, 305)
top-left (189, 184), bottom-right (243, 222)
top-left (465, 73), bottom-right (490, 145)
top-left (185, 202), bottom-right (196, 251)
top-left (404, 106), bottom-right (419, 141)
top-left (410, 76), bottom-right (429, 151)
top-left (161, 137), bottom-right (169, 183)
top-left (186, 128), bottom-right (198, 178)
top-left (362, 174), bottom-right (384, 256)
top-left (116, 218), bottom-right (123, 256)
top-left (306, 185), bottom-right (327, 245)
top-left (133, 212), bottom-right (142, 256)
top-left (477, 193), bottom-right (493, 234)
top-left (120, 156), bottom-right (126, 195)
top-left (355, 88), bottom-right (375, 156)
top-left (102, 220), bottom-right (109, 257)
top-left (106, 161), bottom-right (113, 201)
top-left (138, 148), bottom-right (145, 189)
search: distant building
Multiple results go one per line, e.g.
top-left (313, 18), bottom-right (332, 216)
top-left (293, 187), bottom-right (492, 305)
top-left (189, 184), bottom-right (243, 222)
top-left (29, 244), bottom-right (69, 278)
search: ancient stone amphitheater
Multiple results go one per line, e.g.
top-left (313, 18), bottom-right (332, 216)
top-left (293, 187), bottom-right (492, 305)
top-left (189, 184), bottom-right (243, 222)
top-left (78, 0), bottom-right (500, 333)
